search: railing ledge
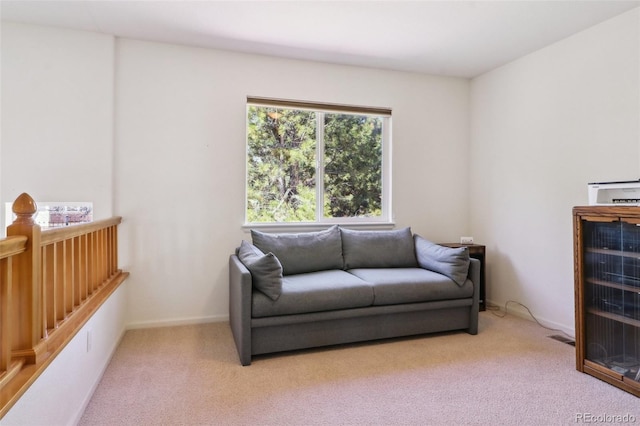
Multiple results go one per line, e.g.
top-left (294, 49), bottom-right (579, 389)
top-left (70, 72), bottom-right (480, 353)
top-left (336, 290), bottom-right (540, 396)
top-left (0, 237), bottom-right (28, 260)
top-left (40, 217), bottom-right (123, 245)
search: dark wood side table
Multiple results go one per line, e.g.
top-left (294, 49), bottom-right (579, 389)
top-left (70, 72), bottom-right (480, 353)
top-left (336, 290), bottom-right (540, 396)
top-left (439, 243), bottom-right (486, 311)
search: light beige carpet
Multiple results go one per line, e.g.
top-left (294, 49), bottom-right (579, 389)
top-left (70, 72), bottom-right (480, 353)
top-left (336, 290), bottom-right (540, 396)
top-left (79, 312), bottom-right (640, 425)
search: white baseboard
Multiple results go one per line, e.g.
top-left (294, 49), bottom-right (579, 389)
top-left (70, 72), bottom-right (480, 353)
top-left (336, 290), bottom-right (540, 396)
top-left (126, 314), bottom-right (229, 330)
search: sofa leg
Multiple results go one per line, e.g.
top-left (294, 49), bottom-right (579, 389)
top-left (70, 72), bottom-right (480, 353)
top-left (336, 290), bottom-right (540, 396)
top-left (467, 310), bottom-right (479, 335)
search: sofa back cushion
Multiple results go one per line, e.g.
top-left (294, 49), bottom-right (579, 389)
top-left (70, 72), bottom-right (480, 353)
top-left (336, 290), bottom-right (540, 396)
top-left (341, 227), bottom-right (418, 269)
top-left (251, 225), bottom-right (343, 275)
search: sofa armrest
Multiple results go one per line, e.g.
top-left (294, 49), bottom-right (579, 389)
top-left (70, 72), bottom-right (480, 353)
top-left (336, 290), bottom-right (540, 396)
top-left (229, 255), bottom-right (253, 365)
top-left (467, 258), bottom-right (480, 294)
top-left (467, 258), bottom-right (480, 334)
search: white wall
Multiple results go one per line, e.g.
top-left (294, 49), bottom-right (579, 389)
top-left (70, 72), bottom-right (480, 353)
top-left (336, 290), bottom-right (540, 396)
top-left (1, 23), bottom-right (127, 425)
top-left (0, 22), bottom-right (115, 234)
top-left (1, 284), bottom-right (127, 426)
top-left (469, 8), bottom-right (640, 334)
top-left (114, 39), bottom-right (470, 327)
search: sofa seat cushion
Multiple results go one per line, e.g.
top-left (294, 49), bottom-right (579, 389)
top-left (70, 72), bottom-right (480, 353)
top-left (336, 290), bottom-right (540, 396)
top-left (252, 270), bottom-right (374, 318)
top-left (346, 268), bottom-right (473, 306)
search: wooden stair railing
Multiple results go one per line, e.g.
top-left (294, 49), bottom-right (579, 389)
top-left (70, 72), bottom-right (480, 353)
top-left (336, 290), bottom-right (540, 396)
top-left (0, 235), bottom-right (28, 392)
top-left (0, 193), bottom-right (129, 418)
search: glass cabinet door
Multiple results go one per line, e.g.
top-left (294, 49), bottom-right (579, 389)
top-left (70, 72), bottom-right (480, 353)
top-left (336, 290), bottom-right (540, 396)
top-left (582, 219), bottom-right (640, 383)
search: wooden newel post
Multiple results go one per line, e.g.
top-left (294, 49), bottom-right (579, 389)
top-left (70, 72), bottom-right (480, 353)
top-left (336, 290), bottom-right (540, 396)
top-left (6, 193), bottom-right (43, 364)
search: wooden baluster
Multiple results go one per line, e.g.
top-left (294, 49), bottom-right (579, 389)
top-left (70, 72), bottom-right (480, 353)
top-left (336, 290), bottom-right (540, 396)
top-left (101, 229), bottom-right (107, 282)
top-left (111, 226), bottom-right (116, 276)
top-left (66, 238), bottom-right (74, 313)
top-left (0, 257), bottom-right (11, 374)
top-left (105, 227), bottom-right (110, 278)
top-left (113, 225), bottom-right (119, 276)
top-left (80, 234), bottom-right (88, 301)
top-left (92, 231), bottom-right (99, 291)
top-left (103, 228), bottom-right (108, 281)
top-left (41, 244), bottom-right (53, 337)
top-left (72, 237), bottom-right (80, 308)
top-left (97, 229), bottom-right (103, 285)
top-left (52, 243), bottom-right (58, 327)
top-left (89, 232), bottom-right (96, 293)
top-left (108, 226), bottom-right (114, 277)
top-left (55, 241), bottom-right (64, 324)
top-left (101, 229), bottom-right (106, 282)
top-left (6, 193), bottom-right (43, 363)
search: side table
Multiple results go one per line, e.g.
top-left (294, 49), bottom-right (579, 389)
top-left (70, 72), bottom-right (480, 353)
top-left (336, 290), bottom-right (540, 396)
top-left (439, 243), bottom-right (486, 311)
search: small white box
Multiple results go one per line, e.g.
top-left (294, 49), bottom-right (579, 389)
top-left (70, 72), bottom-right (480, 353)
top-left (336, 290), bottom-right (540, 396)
top-left (460, 236), bottom-right (474, 244)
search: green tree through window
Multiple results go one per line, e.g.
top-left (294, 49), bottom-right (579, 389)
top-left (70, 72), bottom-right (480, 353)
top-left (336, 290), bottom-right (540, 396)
top-left (324, 114), bottom-right (382, 218)
top-left (246, 99), bottom-right (390, 224)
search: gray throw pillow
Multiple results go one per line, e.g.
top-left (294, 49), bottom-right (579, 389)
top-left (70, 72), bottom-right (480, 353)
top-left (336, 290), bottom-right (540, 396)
top-left (251, 225), bottom-right (343, 275)
top-left (341, 227), bottom-right (418, 269)
top-left (237, 240), bottom-right (283, 300)
top-left (414, 235), bottom-right (470, 286)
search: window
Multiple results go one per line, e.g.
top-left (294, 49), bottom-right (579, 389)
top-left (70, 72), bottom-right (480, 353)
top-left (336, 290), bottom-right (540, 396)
top-left (246, 97), bottom-right (391, 225)
top-left (4, 201), bottom-right (93, 229)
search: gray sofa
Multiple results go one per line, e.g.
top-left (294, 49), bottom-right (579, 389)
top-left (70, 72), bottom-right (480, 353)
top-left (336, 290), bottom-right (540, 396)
top-left (229, 226), bottom-right (479, 365)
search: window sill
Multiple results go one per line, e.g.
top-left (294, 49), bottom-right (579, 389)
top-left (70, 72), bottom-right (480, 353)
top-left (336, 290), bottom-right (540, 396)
top-left (242, 221), bottom-right (396, 233)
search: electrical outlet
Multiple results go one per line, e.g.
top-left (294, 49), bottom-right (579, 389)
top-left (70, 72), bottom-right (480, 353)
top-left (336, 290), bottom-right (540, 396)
top-left (460, 236), bottom-right (474, 244)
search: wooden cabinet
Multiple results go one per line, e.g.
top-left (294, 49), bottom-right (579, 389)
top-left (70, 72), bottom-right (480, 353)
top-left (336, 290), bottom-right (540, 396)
top-left (440, 243), bottom-right (486, 311)
top-left (573, 206), bottom-right (640, 397)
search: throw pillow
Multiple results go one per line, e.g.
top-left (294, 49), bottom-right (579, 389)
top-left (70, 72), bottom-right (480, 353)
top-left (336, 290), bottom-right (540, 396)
top-left (251, 225), bottom-right (343, 275)
top-left (237, 240), bottom-right (283, 300)
top-left (414, 235), bottom-right (470, 286)
top-left (340, 227), bottom-right (418, 269)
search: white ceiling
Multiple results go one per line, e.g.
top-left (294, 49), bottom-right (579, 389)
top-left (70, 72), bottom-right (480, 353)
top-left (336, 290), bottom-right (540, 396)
top-left (2, 0), bottom-right (639, 78)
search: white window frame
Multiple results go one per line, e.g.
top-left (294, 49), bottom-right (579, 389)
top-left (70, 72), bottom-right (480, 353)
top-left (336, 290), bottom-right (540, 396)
top-left (245, 97), bottom-right (393, 230)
